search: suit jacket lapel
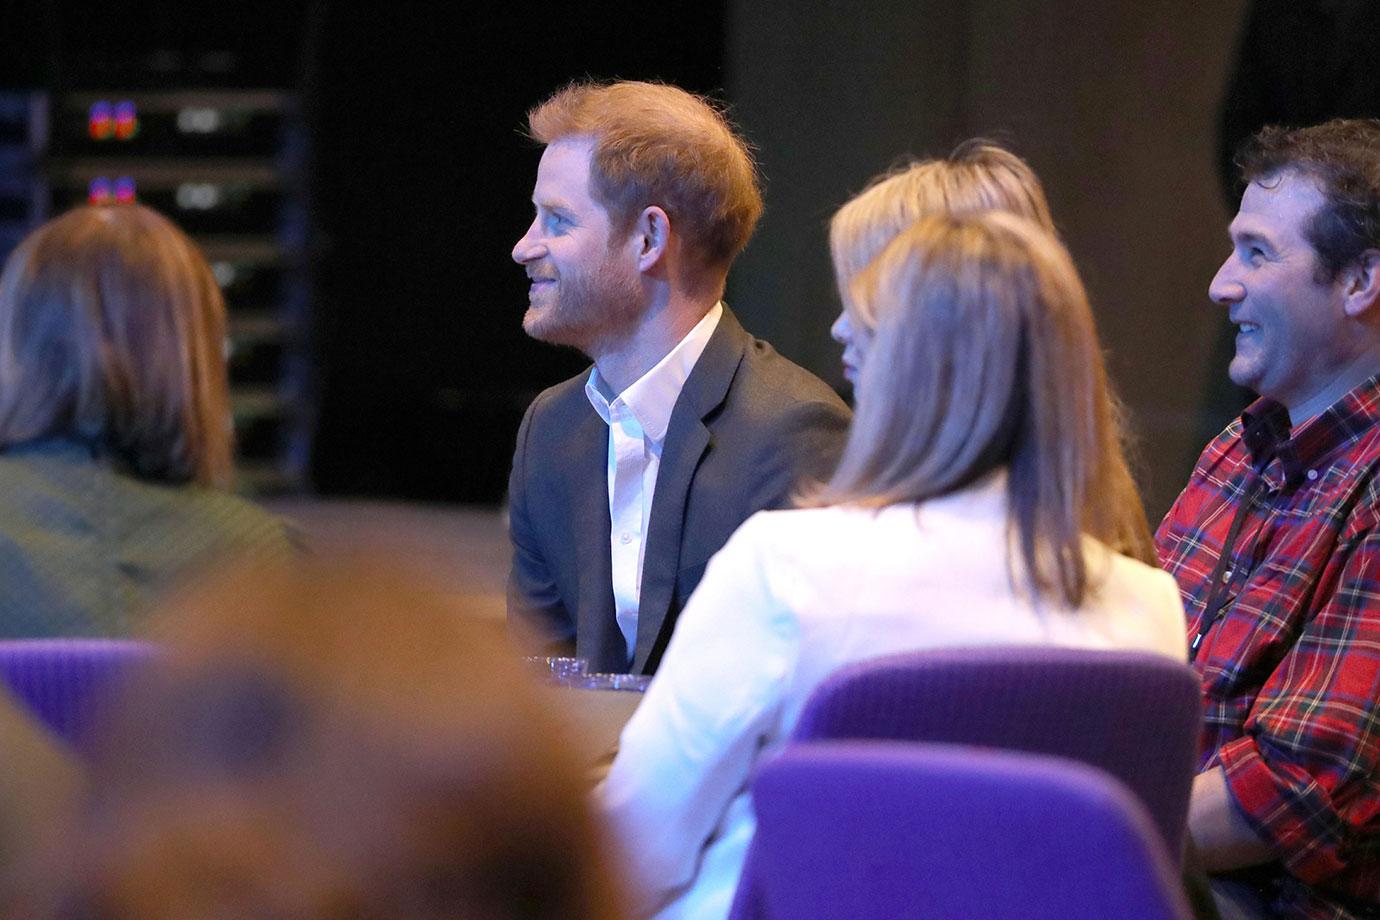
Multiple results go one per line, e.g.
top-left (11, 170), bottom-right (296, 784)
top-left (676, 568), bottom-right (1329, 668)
top-left (632, 308), bottom-right (749, 673)
top-left (564, 398), bottom-right (623, 672)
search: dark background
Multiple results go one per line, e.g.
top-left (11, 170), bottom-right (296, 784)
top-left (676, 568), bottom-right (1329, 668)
top-left (306, 3), bottom-right (729, 501)
top-left (1, 0), bottom-right (730, 503)
top-left (7, 1), bottom-right (1376, 519)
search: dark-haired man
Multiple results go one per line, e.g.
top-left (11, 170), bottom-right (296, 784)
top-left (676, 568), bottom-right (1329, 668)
top-left (507, 81), bottom-right (849, 676)
top-left (1158, 118), bottom-right (1380, 918)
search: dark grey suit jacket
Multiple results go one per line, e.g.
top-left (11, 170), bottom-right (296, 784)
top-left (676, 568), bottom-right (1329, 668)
top-left (507, 306), bottom-right (851, 674)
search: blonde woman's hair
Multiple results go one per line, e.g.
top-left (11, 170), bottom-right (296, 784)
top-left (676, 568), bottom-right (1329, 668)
top-left (809, 212), bottom-right (1152, 607)
top-left (829, 140), bottom-right (1055, 335)
top-left (528, 80), bottom-right (762, 286)
top-left (822, 141), bottom-right (1154, 565)
top-left (0, 204), bottom-right (232, 486)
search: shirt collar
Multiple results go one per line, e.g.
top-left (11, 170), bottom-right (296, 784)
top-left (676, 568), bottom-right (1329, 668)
top-left (584, 302), bottom-right (723, 442)
top-left (1240, 374), bottom-right (1380, 487)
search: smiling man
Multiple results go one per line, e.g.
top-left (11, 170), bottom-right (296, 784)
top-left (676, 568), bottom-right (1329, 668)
top-left (1157, 119), bottom-right (1380, 919)
top-left (507, 81), bottom-right (849, 676)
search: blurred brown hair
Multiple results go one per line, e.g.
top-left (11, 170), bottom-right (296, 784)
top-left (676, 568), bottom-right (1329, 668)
top-left (0, 205), bottom-right (231, 486)
top-left (5, 556), bottom-right (625, 920)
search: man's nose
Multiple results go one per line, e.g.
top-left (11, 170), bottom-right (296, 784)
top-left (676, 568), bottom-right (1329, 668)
top-left (512, 221), bottom-right (543, 264)
top-left (1208, 256), bottom-right (1244, 305)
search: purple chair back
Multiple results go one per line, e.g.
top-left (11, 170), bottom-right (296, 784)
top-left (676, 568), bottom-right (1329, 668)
top-left (748, 742), bottom-right (1192, 920)
top-left (790, 645), bottom-right (1201, 855)
top-left (0, 639), bottom-right (157, 751)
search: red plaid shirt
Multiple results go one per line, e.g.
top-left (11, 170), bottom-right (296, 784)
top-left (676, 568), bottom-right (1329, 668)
top-left (1158, 378), bottom-right (1380, 919)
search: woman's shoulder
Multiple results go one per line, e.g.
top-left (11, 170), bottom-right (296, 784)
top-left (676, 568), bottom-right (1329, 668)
top-left (158, 485), bottom-right (297, 552)
top-left (1086, 539), bottom-right (1178, 594)
top-left (38, 466), bottom-right (298, 567)
top-left (1081, 537), bottom-right (1188, 657)
top-left (731, 504), bottom-right (905, 549)
top-left (0, 438), bottom-right (99, 475)
top-left (713, 505), bottom-right (930, 596)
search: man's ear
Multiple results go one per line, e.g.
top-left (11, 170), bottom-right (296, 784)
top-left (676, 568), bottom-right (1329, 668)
top-left (1342, 249), bottom-right (1380, 318)
top-left (633, 206), bottom-right (671, 273)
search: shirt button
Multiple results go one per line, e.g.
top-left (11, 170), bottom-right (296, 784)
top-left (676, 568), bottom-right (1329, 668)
top-left (1306, 469), bottom-right (1319, 481)
top-left (620, 533), bottom-right (632, 545)
top-left (1222, 569), bottom-right (1234, 582)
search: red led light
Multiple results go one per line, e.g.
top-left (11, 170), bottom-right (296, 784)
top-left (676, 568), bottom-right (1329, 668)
top-left (88, 177), bottom-right (112, 205)
top-left (114, 177), bottom-right (136, 203)
top-left (114, 101), bottom-right (138, 140)
top-left (88, 101), bottom-right (113, 141)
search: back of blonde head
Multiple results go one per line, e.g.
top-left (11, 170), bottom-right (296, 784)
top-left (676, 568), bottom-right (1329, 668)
top-left (829, 141), bottom-right (1055, 333)
top-left (0, 205), bottom-right (231, 486)
top-left (813, 212), bottom-right (1152, 606)
top-left (823, 143), bottom-right (1153, 566)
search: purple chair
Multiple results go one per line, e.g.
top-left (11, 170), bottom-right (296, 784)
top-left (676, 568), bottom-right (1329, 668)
top-left (788, 645), bottom-right (1201, 856)
top-left (0, 639), bottom-right (157, 751)
top-left (746, 742), bottom-right (1192, 920)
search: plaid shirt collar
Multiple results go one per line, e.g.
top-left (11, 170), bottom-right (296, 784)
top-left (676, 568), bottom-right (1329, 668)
top-left (1241, 375), bottom-right (1380, 490)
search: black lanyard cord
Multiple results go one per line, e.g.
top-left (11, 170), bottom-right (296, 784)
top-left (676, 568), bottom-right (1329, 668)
top-left (1188, 471), bottom-right (1269, 664)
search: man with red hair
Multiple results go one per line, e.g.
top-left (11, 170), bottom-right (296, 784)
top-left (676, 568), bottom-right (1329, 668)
top-left (508, 80), bottom-right (848, 675)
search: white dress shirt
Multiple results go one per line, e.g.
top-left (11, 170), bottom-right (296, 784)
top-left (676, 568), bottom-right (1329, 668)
top-left (599, 471), bottom-right (1188, 920)
top-left (585, 303), bottom-right (723, 665)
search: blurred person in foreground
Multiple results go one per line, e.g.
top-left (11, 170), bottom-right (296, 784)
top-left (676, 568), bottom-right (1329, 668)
top-left (0, 204), bottom-right (294, 637)
top-left (601, 211), bottom-right (1187, 920)
top-left (508, 80), bottom-right (850, 676)
top-left (3, 556), bottom-right (626, 920)
top-left (1157, 118), bottom-right (1380, 919)
top-left (827, 140), bottom-right (1157, 564)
